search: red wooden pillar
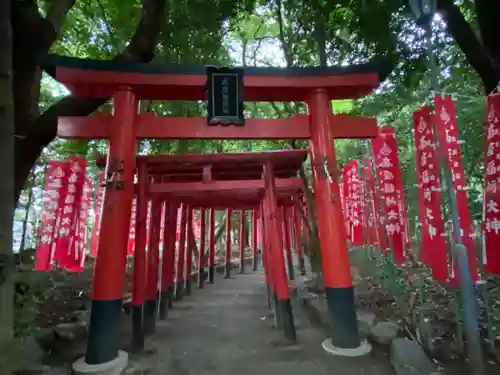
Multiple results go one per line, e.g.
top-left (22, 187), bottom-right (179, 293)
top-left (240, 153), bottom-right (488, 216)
top-left (281, 206), bottom-right (295, 281)
top-left (239, 210), bottom-right (246, 274)
top-left (198, 208), bottom-right (206, 288)
top-left (130, 163), bottom-right (147, 352)
top-left (252, 209), bottom-right (258, 271)
top-left (184, 205), bottom-right (194, 295)
top-left (208, 208), bottom-right (216, 283)
top-left (293, 203), bottom-right (306, 275)
top-left (144, 197), bottom-right (162, 336)
top-left (85, 88), bottom-right (136, 365)
top-left (174, 204), bottom-right (188, 300)
top-left (260, 202), bottom-right (272, 308)
top-left (308, 89), bottom-right (364, 352)
top-left (159, 202), bottom-right (178, 320)
top-left (224, 208), bottom-right (232, 279)
top-left (264, 163), bottom-right (296, 342)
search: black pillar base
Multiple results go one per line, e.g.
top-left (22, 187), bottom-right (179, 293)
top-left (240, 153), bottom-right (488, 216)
top-left (143, 298), bottom-right (157, 337)
top-left (208, 264), bottom-right (215, 284)
top-left (130, 305), bottom-right (144, 353)
top-left (277, 298), bottom-right (297, 343)
top-left (252, 255), bottom-right (258, 271)
top-left (266, 284), bottom-right (271, 308)
top-left (325, 286), bottom-right (360, 348)
top-left (272, 294), bottom-right (283, 330)
top-left (224, 263), bottom-right (231, 279)
top-left (85, 299), bottom-right (122, 364)
top-left (299, 256), bottom-right (306, 276)
top-left (287, 262), bottom-right (295, 281)
top-left (167, 286), bottom-right (173, 308)
top-left (198, 268), bottom-right (205, 289)
top-left (185, 279), bottom-right (192, 296)
top-left (174, 282), bottom-right (184, 301)
top-left (159, 290), bottom-right (169, 320)
top-left (240, 260), bottom-right (245, 274)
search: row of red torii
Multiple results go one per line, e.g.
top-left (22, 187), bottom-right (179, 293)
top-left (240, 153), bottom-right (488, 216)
top-left (44, 54), bottom-right (390, 371)
top-left (99, 151), bottom-right (308, 353)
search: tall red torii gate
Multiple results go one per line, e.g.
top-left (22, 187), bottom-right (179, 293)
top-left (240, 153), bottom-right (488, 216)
top-left (46, 54), bottom-right (389, 371)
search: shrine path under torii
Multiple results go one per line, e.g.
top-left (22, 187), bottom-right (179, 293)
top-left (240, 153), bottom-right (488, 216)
top-left (125, 270), bottom-right (392, 375)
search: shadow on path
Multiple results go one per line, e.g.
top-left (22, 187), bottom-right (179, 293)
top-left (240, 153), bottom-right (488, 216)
top-left (131, 271), bottom-right (394, 375)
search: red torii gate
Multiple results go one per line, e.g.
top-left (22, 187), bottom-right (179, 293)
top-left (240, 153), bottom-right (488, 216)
top-left (108, 151), bottom-right (306, 346)
top-left (47, 54), bottom-right (388, 370)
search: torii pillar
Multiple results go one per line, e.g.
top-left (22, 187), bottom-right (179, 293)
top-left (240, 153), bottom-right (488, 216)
top-left (308, 91), bottom-right (372, 356)
top-left (76, 89), bottom-right (136, 371)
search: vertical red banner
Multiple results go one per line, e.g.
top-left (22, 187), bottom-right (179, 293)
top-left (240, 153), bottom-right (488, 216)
top-left (413, 106), bottom-right (449, 281)
top-left (58, 157), bottom-right (87, 270)
top-left (483, 94), bottom-right (500, 274)
top-left (146, 200), bottom-right (152, 249)
top-left (66, 177), bottom-right (91, 272)
top-left (371, 127), bottom-right (405, 264)
top-left (82, 178), bottom-right (92, 251)
top-left (434, 95), bottom-right (478, 284)
top-left (128, 198), bottom-right (137, 255)
top-left (365, 157), bottom-right (387, 251)
top-left (90, 172), bottom-right (105, 258)
top-left (35, 161), bottom-right (69, 271)
top-left (361, 163), bottom-right (374, 246)
top-left (339, 182), bottom-right (345, 217)
top-left (343, 160), bottom-right (363, 245)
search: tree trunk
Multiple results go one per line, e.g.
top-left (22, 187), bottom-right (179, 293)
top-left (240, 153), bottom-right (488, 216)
top-left (19, 174), bottom-right (35, 254)
top-left (0, 0), bottom-right (15, 370)
top-left (203, 214), bottom-right (227, 260)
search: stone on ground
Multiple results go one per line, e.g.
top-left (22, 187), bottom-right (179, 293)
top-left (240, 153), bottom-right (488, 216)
top-left (370, 321), bottom-right (400, 345)
top-left (390, 338), bottom-right (436, 375)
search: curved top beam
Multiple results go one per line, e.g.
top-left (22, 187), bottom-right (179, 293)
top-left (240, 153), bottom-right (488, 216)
top-left (42, 54), bottom-right (394, 101)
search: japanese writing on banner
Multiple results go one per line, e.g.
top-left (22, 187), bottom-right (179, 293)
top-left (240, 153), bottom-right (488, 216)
top-left (434, 95), bottom-right (478, 284)
top-left (361, 163), bottom-right (375, 247)
top-left (483, 94), bottom-right (500, 274)
top-left (35, 161), bottom-right (69, 271)
top-left (342, 173), bottom-right (351, 235)
top-left (146, 200), bottom-right (152, 250)
top-left (90, 172), bottom-right (105, 258)
top-left (57, 157), bottom-right (87, 270)
top-left (339, 182), bottom-right (345, 218)
top-left (371, 126), bottom-right (405, 264)
top-left (413, 105), bottom-right (448, 281)
top-left (128, 198), bottom-right (137, 255)
top-left (343, 160), bottom-right (363, 246)
top-left (66, 178), bottom-right (91, 272)
top-left (365, 157), bottom-right (387, 251)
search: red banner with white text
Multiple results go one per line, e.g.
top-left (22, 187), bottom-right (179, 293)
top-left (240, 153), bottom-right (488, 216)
top-left (483, 94), bottom-right (500, 274)
top-left (55, 157), bottom-right (87, 270)
top-left (413, 106), bottom-right (449, 281)
top-left (371, 127), bottom-right (405, 264)
top-left (434, 95), bottom-right (478, 285)
top-left (128, 198), bottom-right (137, 255)
top-left (35, 161), bottom-right (69, 271)
top-left (343, 161), bottom-right (363, 245)
top-left (90, 172), bottom-right (105, 258)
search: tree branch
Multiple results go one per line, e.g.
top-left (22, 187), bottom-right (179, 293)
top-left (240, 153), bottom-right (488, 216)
top-left (438, 0), bottom-right (500, 93)
top-left (15, 0), bottom-right (167, 200)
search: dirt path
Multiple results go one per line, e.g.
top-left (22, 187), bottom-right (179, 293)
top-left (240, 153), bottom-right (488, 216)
top-left (131, 270), bottom-right (393, 375)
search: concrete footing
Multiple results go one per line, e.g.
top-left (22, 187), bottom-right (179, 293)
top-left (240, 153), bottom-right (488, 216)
top-left (321, 338), bottom-right (372, 357)
top-left (73, 350), bottom-right (128, 375)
